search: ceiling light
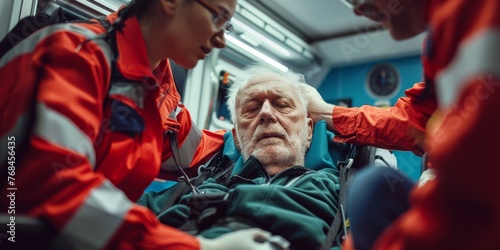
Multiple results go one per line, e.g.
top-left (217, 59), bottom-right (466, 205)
top-left (239, 34), bottom-right (261, 47)
top-left (232, 19), bottom-right (291, 57)
top-left (226, 35), bottom-right (288, 72)
top-left (339, 0), bottom-right (355, 9)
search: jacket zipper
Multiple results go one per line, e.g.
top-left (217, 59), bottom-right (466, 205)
top-left (267, 167), bottom-right (310, 185)
top-left (227, 166), bottom-right (310, 186)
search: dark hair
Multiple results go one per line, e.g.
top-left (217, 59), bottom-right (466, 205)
top-left (111, 0), bottom-right (194, 33)
top-left (117, 0), bottom-right (154, 22)
top-left (67, 0), bottom-right (158, 56)
top-left (103, 0), bottom-right (155, 33)
top-left (119, 0), bottom-right (196, 22)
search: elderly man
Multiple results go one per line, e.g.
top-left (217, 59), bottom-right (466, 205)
top-left (139, 65), bottom-right (342, 249)
top-left (227, 65), bottom-right (314, 176)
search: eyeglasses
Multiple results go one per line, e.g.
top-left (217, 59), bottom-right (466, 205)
top-left (340, 0), bottom-right (384, 22)
top-left (195, 0), bottom-right (234, 34)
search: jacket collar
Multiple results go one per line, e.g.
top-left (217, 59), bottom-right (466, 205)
top-left (232, 156), bottom-right (271, 182)
top-left (106, 12), bottom-right (172, 89)
top-left (230, 157), bottom-right (309, 186)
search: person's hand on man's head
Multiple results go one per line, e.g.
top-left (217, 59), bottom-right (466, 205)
top-left (299, 83), bottom-right (335, 124)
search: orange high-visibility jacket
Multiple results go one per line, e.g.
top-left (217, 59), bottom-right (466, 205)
top-left (0, 11), bottom-right (224, 249)
top-left (333, 82), bottom-right (435, 155)
top-left (336, 0), bottom-right (500, 249)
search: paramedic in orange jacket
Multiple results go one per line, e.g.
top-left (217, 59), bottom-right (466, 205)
top-left (302, 0), bottom-right (500, 249)
top-left (0, 0), bottom-right (282, 249)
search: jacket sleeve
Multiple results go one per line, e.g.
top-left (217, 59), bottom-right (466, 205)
top-left (0, 25), bottom-right (199, 250)
top-left (160, 104), bottom-right (226, 179)
top-left (331, 82), bottom-right (437, 155)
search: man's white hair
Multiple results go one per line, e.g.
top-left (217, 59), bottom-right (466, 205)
top-left (226, 64), bottom-right (309, 124)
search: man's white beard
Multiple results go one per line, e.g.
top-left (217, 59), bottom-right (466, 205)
top-left (239, 127), bottom-right (309, 170)
top-left (252, 144), bottom-right (299, 169)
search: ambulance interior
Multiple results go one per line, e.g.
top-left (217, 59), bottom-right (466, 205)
top-left (0, 0), bottom-right (425, 178)
top-left (0, 0), bottom-right (427, 248)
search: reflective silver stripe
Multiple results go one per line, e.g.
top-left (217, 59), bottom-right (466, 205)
top-left (0, 23), bottom-right (112, 68)
top-left (168, 104), bottom-right (183, 119)
top-left (109, 82), bottom-right (145, 109)
top-left (161, 120), bottom-right (203, 171)
top-left (1, 23), bottom-right (114, 167)
top-left (51, 180), bottom-right (133, 250)
top-left (169, 110), bottom-right (176, 119)
top-left (0, 114), bottom-right (28, 162)
top-left (436, 29), bottom-right (500, 108)
top-left (34, 102), bottom-right (96, 167)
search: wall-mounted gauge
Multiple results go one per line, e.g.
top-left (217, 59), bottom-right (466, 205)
top-left (366, 64), bottom-right (400, 99)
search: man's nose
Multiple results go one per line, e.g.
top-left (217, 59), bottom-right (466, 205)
top-left (259, 101), bottom-right (277, 123)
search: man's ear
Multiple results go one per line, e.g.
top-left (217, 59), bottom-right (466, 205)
top-left (159, 0), bottom-right (177, 16)
top-left (232, 128), bottom-right (241, 151)
top-left (306, 118), bottom-right (313, 148)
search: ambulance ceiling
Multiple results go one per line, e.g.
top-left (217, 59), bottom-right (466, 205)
top-left (243, 0), bottom-right (426, 67)
top-left (53, 0), bottom-right (425, 73)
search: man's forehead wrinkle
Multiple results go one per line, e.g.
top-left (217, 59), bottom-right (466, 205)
top-left (237, 74), bottom-right (296, 107)
top-left (247, 73), bottom-right (288, 86)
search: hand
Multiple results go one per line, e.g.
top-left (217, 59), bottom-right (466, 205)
top-left (299, 82), bottom-right (325, 110)
top-left (418, 168), bottom-right (436, 187)
top-left (197, 228), bottom-right (290, 250)
top-left (299, 83), bottom-right (335, 124)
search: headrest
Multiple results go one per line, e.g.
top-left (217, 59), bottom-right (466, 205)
top-left (223, 120), bottom-right (347, 174)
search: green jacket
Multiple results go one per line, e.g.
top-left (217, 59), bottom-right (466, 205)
top-left (139, 156), bottom-right (340, 249)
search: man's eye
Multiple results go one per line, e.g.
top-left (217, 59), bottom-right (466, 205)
top-left (276, 102), bottom-right (290, 108)
top-left (245, 105), bottom-right (260, 113)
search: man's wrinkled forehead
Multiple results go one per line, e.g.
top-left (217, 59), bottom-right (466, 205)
top-left (238, 73), bottom-right (292, 96)
top-left (235, 73), bottom-right (301, 108)
top-left (246, 73), bottom-right (288, 86)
